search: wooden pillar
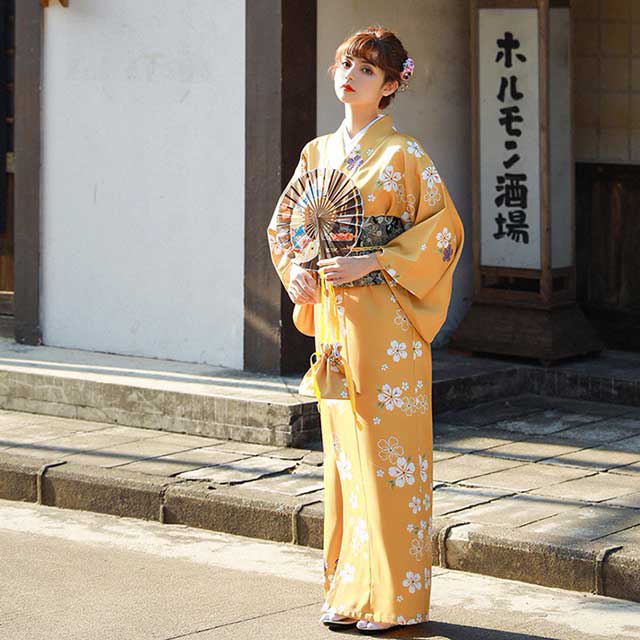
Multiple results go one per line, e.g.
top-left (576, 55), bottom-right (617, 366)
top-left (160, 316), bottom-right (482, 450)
top-left (244, 0), bottom-right (316, 374)
top-left (14, 1), bottom-right (42, 345)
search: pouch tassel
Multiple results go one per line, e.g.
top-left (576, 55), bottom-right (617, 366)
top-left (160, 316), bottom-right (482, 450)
top-left (309, 351), bottom-right (322, 406)
top-left (315, 269), bottom-right (364, 431)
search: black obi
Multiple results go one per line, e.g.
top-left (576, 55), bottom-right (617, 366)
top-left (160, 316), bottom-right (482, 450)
top-left (338, 215), bottom-right (406, 288)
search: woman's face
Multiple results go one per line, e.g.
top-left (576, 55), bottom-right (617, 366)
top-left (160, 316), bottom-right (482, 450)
top-left (334, 53), bottom-right (398, 108)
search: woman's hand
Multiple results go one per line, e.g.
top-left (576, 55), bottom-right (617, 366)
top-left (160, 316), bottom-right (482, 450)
top-left (317, 253), bottom-right (379, 286)
top-left (287, 263), bottom-right (319, 304)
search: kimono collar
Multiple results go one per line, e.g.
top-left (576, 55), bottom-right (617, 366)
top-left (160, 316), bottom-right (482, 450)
top-left (327, 113), bottom-right (396, 174)
top-left (342, 113), bottom-right (384, 155)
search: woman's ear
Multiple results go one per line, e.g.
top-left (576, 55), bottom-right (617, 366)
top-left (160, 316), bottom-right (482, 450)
top-left (383, 78), bottom-right (399, 96)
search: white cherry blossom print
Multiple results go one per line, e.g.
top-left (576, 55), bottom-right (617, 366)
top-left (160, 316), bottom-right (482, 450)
top-left (424, 567), bottom-right (431, 589)
top-left (377, 384), bottom-right (404, 411)
top-left (372, 416), bottom-right (381, 425)
top-left (376, 468), bottom-right (385, 478)
top-left (436, 226), bottom-right (452, 250)
top-left (406, 139), bottom-right (424, 158)
top-left (408, 496), bottom-right (421, 514)
top-left (420, 242), bottom-right (427, 251)
top-left (410, 537), bottom-right (425, 561)
top-left (377, 436), bottom-right (404, 461)
top-left (402, 570), bottom-right (422, 593)
top-left (396, 595), bottom-right (404, 602)
top-left (412, 340), bottom-right (423, 359)
top-left (426, 186), bottom-right (442, 207)
top-left (421, 164), bottom-right (441, 189)
top-left (418, 454), bottom-right (429, 482)
top-left (397, 616), bottom-right (407, 624)
top-left (378, 164), bottom-right (402, 192)
top-left (393, 308), bottom-right (410, 332)
top-left (401, 396), bottom-right (417, 417)
top-left (423, 491), bottom-right (431, 511)
top-left (380, 362), bottom-right (389, 371)
top-left (336, 451), bottom-right (352, 481)
top-left (414, 394), bottom-right (428, 414)
top-left (339, 562), bottom-right (355, 584)
top-left (387, 340), bottom-right (408, 362)
top-left (388, 456), bottom-right (416, 488)
top-left (352, 517), bottom-right (369, 554)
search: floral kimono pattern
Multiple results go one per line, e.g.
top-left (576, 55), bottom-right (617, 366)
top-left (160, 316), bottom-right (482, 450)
top-left (266, 113), bottom-right (464, 626)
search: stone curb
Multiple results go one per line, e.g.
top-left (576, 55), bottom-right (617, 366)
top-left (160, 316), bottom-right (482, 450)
top-left (1, 452), bottom-right (638, 604)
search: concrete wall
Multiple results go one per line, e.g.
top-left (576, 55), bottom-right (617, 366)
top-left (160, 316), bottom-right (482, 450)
top-left (41, 0), bottom-right (245, 368)
top-left (317, 1), bottom-right (473, 345)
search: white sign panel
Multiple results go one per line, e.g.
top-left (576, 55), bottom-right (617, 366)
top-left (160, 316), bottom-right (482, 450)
top-left (479, 9), bottom-right (540, 269)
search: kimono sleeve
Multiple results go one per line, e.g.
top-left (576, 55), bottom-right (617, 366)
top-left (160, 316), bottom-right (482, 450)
top-left (374, 142), bottom-right (465, 343)
top-left (266, 142), bottom-right (316, 337)
top-left (267, 142), bottom-right (310, 290)
top-left (374, 144), bottom-right (464, 300)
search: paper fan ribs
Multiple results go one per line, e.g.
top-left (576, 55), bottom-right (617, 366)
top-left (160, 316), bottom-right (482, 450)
top-left (276, 167), bottom-right (364, 270)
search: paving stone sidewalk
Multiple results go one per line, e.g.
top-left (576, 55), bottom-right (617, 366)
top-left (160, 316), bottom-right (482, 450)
top-left (1, 392), bottom-right (639, 602)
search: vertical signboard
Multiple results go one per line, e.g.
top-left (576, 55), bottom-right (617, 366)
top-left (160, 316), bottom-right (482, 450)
top-left (479, 9), bottom-right (540, 269)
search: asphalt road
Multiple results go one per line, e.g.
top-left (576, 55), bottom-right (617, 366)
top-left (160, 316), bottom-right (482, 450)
top-left (1, 498), bottom-right (639, 640)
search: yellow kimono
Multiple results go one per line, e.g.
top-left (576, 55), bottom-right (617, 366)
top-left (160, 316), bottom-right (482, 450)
top-left (267, 113), bottom-right (464, 626)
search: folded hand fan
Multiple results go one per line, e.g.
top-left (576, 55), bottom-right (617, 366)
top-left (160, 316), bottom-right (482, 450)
top-left (275, 167), bottom-right (364, 270)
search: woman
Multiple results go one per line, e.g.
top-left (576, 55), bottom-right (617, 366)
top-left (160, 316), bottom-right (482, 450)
top-left (267, 25), bottom-right (464, 634)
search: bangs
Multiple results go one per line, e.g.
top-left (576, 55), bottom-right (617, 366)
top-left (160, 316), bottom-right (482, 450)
top-left (335, 34), bottom-right (382, 68)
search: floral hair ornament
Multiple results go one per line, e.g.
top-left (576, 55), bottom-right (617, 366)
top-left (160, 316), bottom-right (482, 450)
top-left (399, 56), bottom-right (414, 92)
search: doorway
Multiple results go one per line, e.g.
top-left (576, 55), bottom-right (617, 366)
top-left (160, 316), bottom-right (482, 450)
top-left (573, 0), bottom-right (640, 350)
top-left (0, 0), bottom-right (13, 336)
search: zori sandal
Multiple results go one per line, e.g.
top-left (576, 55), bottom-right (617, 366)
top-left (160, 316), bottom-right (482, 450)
top-left (355, 619), bottom-right (401, 634)
top-left (319, 611), bottom-right (359, 629)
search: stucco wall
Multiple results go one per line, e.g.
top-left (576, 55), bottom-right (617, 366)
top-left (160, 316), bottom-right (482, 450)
top-left (573, 0), bottom-right (640, 164)
top-left (41, 0), bottom-right (245, 367)
top-left (317, 1), bottom-right (473, 345)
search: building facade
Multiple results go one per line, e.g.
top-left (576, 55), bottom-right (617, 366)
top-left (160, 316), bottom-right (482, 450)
top-left (3, 0), bottom-right (638, 375)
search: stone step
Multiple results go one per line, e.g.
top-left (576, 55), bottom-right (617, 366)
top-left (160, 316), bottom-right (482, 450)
top-left (0, 336), bottom-right (637, 446)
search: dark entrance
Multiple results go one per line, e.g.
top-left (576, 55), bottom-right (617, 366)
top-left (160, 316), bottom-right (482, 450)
top-left (576, 163), bottom-right (640, 350)
top-left (0, 0), bottom-right (13, 336)
top-left (573, 2), bottom-right (640, 352)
